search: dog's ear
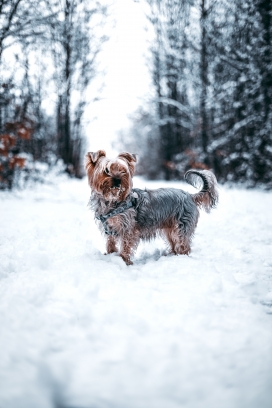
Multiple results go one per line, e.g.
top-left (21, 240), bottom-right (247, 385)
top-left (118, 152), bottom-right (137, 175)
top-left (86, 150), bottom-right (106, 165)
top-left (85, 150), bottom-right (106, 181)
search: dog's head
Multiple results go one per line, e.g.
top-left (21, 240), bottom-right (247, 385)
top-left (85, 150), bottom-right (137, 202)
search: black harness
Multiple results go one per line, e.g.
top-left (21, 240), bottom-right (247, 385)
top-left (95, 192), bottom-right (138, 235)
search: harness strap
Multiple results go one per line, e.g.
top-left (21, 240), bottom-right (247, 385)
top-left (95, 193), bottom-right (137, 235)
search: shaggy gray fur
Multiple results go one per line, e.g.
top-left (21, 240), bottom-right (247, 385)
top-left (131, 187), bottom-right (199, 240)
top-left (89, 169), bottom-right (218, 245)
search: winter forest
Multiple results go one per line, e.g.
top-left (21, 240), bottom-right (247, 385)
top-left (1, 0), bottom-right (272, 188)
top-left (1, 1), bottom-right (272, 408)
top-left (120, 0), bottom-right (272, 185)
top-left (0, 0), bottom-right (109, 187)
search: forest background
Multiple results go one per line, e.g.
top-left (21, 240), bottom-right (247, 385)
top-left (1, 0), bottom-right (272, 189)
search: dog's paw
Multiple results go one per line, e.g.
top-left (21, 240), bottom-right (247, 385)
top-left (120, 255), bottom-right (133, 266)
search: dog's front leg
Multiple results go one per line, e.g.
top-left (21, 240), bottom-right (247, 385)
top-left (120, 230), bottom-right (140, 266)
top-left (106, 235), bottom-right (118, 254)
top-left (106, 215), bottom-right (138, 265)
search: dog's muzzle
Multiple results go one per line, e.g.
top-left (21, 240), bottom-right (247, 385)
top-left (112, 178), bottom-right (121, 188)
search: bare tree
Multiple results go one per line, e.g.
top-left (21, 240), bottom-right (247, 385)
top-left (0, 0), bottom-right (109, 187)
top-left (48, 0), bottom-right (108, 177)
top-left (146, 0), bottom-right (192, 179)
top-left (0, 0), bottom-right (57, 61)
top-left (0, 0), bottom-right (23, 60)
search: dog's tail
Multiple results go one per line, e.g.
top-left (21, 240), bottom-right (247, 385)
top-left (184, 169), bottom-right (219, 212)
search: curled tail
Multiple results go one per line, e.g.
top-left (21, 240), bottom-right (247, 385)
top-left (184, 169), bottom-right (219, 213)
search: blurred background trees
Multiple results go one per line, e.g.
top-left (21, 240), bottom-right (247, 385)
top-left (0, 0), bottom-right (108, 188)
top-left (121, 0), bottom-right (272, 186)
top-left (1, 0), bottom-right (272, 188)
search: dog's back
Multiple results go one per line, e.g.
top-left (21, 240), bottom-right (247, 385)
top-left (133, 187), bottom-right (198, 232)
top-left (132, 170), bottom-right (218, 243)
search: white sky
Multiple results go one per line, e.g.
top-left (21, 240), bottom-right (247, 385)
top-left (86, 0), bottom-right (151, 156)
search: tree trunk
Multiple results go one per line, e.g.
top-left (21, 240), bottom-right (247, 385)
top-left (200, 0), bottom-right (209, 162)
top-left (258, 0), bottom-right (272, 121)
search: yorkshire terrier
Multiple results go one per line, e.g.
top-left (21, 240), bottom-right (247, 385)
top-left (86, 150), bottom-right (218, 265)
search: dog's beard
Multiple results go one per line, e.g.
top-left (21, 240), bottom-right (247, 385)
top-left (94, 174), bottom-right (131, 202)
top-left (102, 183), bottom-right (125, 201)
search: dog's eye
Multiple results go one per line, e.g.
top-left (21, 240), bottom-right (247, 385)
top-left (105, 167), bottom-right (110, 175)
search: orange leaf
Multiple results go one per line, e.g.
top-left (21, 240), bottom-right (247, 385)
top-left (14, 157), bottom-right (26, 168)
top-left (17, 127), bottom-right (31, 140)
top-left (0, 147), bottom-right (9, 157)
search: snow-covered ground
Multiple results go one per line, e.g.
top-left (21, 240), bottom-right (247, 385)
top-left (0, 177), bottom-right (272, 408)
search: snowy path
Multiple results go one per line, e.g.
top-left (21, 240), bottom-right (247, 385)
top-left (0, 177), bottom-right (272, 408)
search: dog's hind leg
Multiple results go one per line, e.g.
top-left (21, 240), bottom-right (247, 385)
top-left (163, 225), bottom-right (191, 255)
top-left (165, 200), bottom-right (199, 256)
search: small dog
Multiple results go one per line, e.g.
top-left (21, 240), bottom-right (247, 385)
top-left (86, 150), bottom-right (218, 265)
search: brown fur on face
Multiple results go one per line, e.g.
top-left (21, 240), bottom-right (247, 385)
top-left (85, 151), bottom-right (136, 203)
top-left (86, 151), bottom-right (218, 265)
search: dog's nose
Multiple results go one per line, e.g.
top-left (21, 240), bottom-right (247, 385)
top-left (113, 178), bottom-right (121, 187)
